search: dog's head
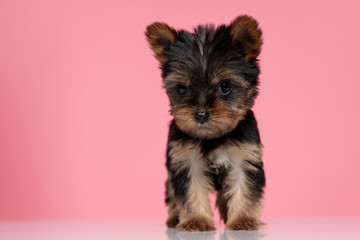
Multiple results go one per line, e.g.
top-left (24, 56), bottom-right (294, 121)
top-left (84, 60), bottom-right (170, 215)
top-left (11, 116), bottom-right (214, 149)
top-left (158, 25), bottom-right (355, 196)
top-left (146, 15), bottom-right (263, 139)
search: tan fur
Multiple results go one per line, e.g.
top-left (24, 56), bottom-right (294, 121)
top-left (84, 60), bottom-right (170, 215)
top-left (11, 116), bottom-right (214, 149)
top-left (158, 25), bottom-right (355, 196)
top-left (167, 139), bottom-right (264, 231)
top-left (164, 71), bottom-right (190, 88)
top-left (211, 68), bottom-right (249, 88)
top-left (168, 140), bottom-right (215, 231)
top-left (220, 142), bottom-right (264, 230)
top-left (147, 15), bottom-right (265, 232)
top-left (230, 15), bottom-right (263, 62)
top-left (177, 215), bottom-right (215, 232)
top-left (210, 100), bottom-right (246, 131)
top-left (226, 217), bottom-right (265, 231)
top-left (168, 140), bottom-right (201, 174)
top-left (207, 141), bottom-right (264, 230)
top-left (229, 142), bottom-right (263, 163)
top-left (171, 104), bottom-right (195, 132)
top-left (172, 100), bottom-right (247, 139)
top-left (146, 22), bottom-right (176, 63)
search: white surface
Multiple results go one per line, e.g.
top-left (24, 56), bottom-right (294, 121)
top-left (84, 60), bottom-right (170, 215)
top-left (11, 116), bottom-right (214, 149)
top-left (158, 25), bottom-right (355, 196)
top-left (0, 218), bottom-right (359, 240)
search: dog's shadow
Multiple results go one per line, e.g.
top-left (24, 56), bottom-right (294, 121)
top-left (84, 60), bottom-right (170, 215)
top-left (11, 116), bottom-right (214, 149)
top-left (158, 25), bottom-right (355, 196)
top-left (166, 228), bottom-right (265, 240)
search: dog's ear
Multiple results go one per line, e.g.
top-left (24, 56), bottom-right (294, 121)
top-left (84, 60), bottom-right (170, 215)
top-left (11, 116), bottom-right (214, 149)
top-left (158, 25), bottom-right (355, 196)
top-left (146, 22), bottom-right (177, 63)
top-left (229, 15), bottom-right (263, 62)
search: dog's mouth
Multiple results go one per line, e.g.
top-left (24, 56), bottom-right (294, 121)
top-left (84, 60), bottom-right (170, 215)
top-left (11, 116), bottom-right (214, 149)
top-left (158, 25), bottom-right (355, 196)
top-left (171, 101), bottom-right (247, 139)
top-left (173, 116), bottom-right (235, 140)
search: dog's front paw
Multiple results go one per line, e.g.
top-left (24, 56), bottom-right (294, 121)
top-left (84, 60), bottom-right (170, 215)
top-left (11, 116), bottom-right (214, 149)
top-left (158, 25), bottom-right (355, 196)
top-left (226, 218), bottom-right (264, 231)
top-left (177, 217), bottom-right (215, 232)
top-left (166, 215), bottom-right (179, 228)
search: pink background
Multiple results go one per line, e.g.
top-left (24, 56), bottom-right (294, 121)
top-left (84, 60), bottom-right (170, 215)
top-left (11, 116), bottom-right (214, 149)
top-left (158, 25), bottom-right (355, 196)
top-left (0, 0), bottom-right (360, 220)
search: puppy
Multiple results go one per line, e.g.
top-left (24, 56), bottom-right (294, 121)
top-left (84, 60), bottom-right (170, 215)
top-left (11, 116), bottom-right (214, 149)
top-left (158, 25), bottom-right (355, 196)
top-left (146, 15), bottom-right (265, 231)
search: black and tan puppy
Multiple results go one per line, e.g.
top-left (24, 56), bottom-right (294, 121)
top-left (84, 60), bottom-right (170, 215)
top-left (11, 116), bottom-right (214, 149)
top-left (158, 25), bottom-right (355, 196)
top-left (146, 15), bottom-right (265, 231)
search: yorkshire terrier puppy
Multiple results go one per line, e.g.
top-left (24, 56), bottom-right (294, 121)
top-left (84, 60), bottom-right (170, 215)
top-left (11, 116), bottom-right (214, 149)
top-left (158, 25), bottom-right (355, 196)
top-left (146, 15), bottom-right (265, 231)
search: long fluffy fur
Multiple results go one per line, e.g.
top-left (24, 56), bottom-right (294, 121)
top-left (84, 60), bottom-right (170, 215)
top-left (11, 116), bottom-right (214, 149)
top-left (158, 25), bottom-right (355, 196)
top-left (146, 15), bottom-right (266, 231)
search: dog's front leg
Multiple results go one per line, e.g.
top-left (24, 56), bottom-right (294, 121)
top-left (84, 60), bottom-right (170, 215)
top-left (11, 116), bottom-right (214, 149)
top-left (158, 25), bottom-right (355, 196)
top-left (167, 140), bottom-right (215, 231)
top-left (223, 142), bottom-right (265, 231)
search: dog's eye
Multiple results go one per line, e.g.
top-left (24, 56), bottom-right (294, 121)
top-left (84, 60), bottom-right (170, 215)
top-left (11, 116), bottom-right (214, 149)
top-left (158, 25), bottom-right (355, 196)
top-left (177, 85), bottom-right (187, 95)
top-left (219, 82), bottom-right (232, 95)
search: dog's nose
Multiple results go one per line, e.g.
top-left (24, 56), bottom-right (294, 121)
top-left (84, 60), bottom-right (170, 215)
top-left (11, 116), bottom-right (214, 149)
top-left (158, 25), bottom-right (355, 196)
top-left (195, 109), bottom-right (209, 124)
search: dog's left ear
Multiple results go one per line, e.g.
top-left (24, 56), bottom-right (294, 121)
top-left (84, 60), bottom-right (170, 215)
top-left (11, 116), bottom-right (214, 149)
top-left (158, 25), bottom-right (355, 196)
top-left (229, 15), bottom-right (263, 62)
top-left (145, 22), bottom-right (177, 64)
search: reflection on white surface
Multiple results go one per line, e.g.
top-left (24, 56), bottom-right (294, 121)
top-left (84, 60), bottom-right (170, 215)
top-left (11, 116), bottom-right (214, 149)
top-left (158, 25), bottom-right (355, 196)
top-left (166, 228), bottom-right (265, 240)
top-left (166, 228), bottom-right (217, 240)
top-left (0, 218), bottom-right (359, 240)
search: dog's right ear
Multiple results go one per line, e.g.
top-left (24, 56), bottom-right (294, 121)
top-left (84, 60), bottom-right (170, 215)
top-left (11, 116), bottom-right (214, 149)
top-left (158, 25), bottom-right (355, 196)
top-left (145, 22), bottom-right (177, 63)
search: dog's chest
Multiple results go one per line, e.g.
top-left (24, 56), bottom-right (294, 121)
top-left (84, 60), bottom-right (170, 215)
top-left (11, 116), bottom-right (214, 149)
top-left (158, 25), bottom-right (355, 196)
top-left (206, 149), bottom-right (231, 171)
top-left (205, 149), bottom-right (232, 190)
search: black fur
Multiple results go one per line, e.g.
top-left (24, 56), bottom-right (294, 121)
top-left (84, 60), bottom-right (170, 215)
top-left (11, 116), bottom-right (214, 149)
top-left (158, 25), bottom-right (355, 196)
top-left (147, 16), bottom-right (265, 229)
top-left (206, 164), bottom-right (228, 191)
top-left (166, 145), bottom-right (190, 204)
top-left (167, 109), bottom-right (261, 155)
top-left (168, 167), bottom-right (190, 204)
top-left (244, 160), bottom-right (266, 200)
top-left (162, 25), bottom-right (260, 112)
top-left (166, 109), bottom-right (264, 200)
